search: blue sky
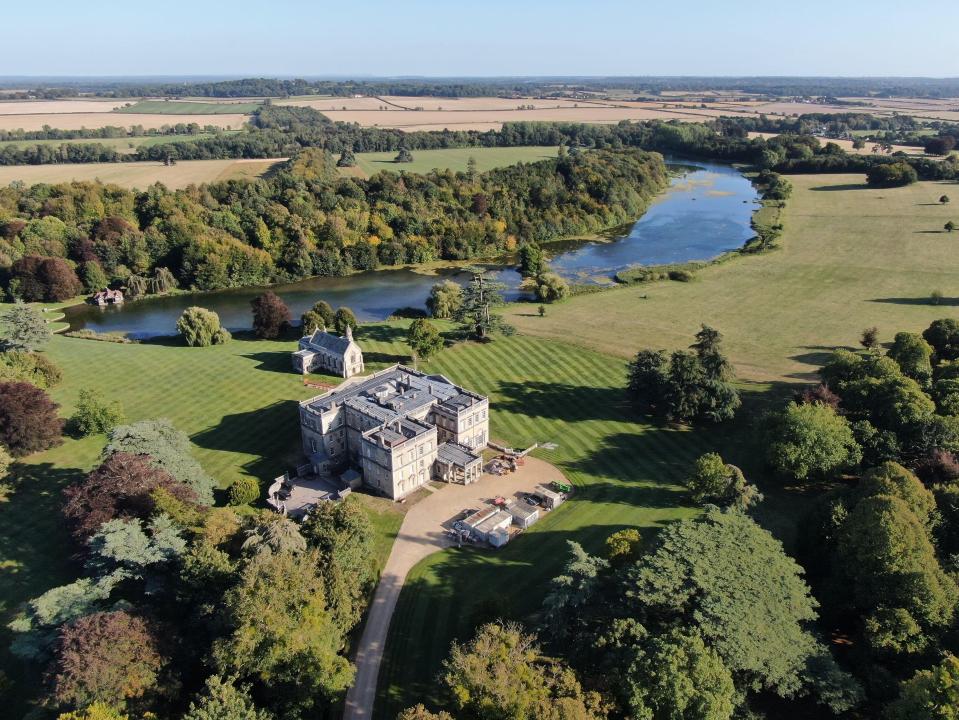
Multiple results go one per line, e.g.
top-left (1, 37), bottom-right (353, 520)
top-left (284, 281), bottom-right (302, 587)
top-left (4, 0), bottom-right (958, 77)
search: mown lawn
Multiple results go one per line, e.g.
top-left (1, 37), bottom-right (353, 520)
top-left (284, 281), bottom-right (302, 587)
top-left (503, 174), bottom-right (959, 383)
top-left (338, 146), bottom-right (559, 179)
top-left (0, 328), bottom-right (408, 713)
top-left (368, 331), bottom-right (771, 719)
top-left (0, 319), bottom-right (766, 716)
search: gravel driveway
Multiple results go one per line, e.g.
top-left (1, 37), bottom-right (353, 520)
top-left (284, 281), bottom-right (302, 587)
top-left (343, 456), bottom-right (567, 720)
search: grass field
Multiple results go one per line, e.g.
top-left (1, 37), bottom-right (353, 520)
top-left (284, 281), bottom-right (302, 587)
top-left (115, 100), bottom-right (263, 114)
top-left (3, 171), bottom-right (958, 716)
top-left (0, 319), bottom-right (764, 716)
top-left (338, 146), bottom-right (560, 178)
top-left (0, 157), bottom-right (283, 189)
top-left (0, 327), bottom-right (414, 714)
top-left (0, 132), bottom-right (225, 154)
top-left (504, 174), bottom-right (959, 383)
top-left (370, 332), bottom-right (771, 718)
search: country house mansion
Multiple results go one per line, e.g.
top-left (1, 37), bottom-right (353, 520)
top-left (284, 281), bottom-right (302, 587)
top-left (298, 364), bottom-right (489, 499)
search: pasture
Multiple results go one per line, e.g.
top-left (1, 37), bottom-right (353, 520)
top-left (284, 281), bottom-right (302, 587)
top-left (339, 145), bottom-right (560, 178)
top-left (0, 157), bottom-right (283, 189)
top-left (114, 99), bottom-right (264, 114)
top-left (503, 174), bottom-right (959, 384)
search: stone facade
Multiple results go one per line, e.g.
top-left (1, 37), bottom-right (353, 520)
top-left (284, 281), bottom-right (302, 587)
top-left (298, 365), bottom-right (489, 499)
top-left (292, 325), bottom-right (364, 378)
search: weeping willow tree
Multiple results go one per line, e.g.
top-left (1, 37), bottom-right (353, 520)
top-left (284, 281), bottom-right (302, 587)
top-left (148, 267), bottom-right (177, 295)
top-left (125, 274), bottom-right (147, 299)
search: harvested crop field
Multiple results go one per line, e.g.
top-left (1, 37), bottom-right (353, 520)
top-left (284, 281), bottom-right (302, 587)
top-left (318, 105), bottom-right (707, 130)
top-left (746, 132), bottom-right (924, 157)
top-left (0, 157), bottom-right (283, 189)
top-left (378, 96), bottom-right (602, 111)
top-left (0, 99), bottom-right (127, 114)
top-left (0, 112), bottom-right (250, 131)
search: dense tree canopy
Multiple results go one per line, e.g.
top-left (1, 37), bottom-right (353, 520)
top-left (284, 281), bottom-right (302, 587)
top-left (48, 610), bottom-right (167, 711)
top-left (177, 306), bottom-right (231, 347)
top-left (626, 509), bottom-right (857, 707)
top-left (212, 549), bottom-right (353, 718)
top-left (626, 326), bottom-right (740, 424)
top-left (62, 452), bottom-right (196, 539)
top-left (250, 292), bottom-right (291, 339)
top-left (0, 147), bottom-right (668, 295)
top-left (0, 302), bottom-right (52, 351)
top-left (0, 380), bottom-right (63, 456)
top-left (441, 622), bottom-right (605, 720)
top-left (407, 318), bottom-right (444, 364)
top-left (427, 280), bottom-right (464, 319)
top-left (765, 402), bottom-right (861, 482)
top-left (104, 419), bottom-right (214, 504)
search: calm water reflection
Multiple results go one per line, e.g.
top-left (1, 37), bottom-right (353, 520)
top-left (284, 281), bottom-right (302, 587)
top-left (63, 160), bottom-right (757, 338)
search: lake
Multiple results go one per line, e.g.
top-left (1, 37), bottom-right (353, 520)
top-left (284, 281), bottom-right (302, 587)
top-left (62, 160), bottom-right (758, 338)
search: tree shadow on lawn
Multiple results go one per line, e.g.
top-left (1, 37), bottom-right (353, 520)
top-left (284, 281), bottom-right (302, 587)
top-left (0, 463), bottom-right (83, 614)
top-left (808, 183), bottom-right (871, 192)
top-left (190, 400), bottom-right (303, 482)
top-left (241, 351), bottom-right (296, 374)
top-left (365, 350), bottom-right (412, 367)
top-left (870, 296), bottom-right (959, 306)
top-left (494, 380), bottom-right (631, 424)
top-left (357, 324), bottom-right (408, 344)
top-left (138, 334), bottom-right (184, 347)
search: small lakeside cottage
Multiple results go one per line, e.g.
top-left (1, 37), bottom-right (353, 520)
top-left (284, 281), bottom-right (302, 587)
top-left (89, 288), bottom-right (124, 306)
top-left (292, 326), bottom-right (365, 378)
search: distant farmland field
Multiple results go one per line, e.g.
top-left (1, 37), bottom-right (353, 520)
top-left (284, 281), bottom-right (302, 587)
top-left (0, 132), bottom-right (228, 154)
top-left (0, 157), bottom-right (283, 189)
top-left (0, 112), bottom-right (249, 132)
top-left (115, 99), bottom-right (264, 114)
top-left (339, 145), bottom-right (561, 177)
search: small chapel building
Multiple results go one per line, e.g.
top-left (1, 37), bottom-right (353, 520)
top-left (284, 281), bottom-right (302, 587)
top-left (292, 325), bottom-right (365, 378)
